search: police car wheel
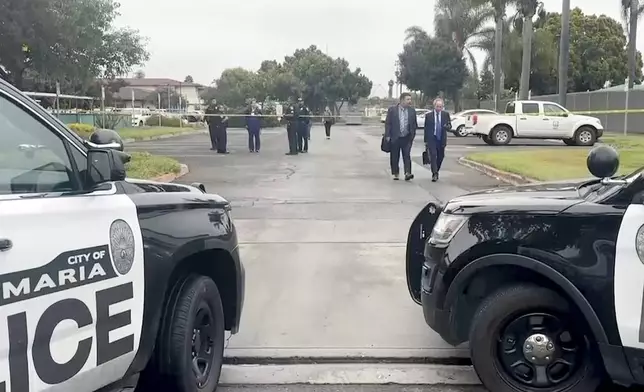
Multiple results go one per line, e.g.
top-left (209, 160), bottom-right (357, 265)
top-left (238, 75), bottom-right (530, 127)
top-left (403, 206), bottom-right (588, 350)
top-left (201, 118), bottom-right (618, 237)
top-left (162, 275), bottom-right (225, 392)
top-left (469, 284), bottom-right (601, 392)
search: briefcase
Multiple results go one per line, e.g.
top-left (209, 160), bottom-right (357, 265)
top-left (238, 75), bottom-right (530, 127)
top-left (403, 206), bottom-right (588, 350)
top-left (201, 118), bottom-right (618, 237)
top-left (422, 151), bottom-right (430, 165)
top-left (381, 135), bottom-right (391, 153)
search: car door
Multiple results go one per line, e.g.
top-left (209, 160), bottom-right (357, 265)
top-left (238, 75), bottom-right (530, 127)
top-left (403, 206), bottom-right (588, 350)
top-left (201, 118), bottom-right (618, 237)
top-left (0, 88), bottom-right (145, 392)
top-left (614, 203), bottom-right (644, 351)
top-left (542, 103), bottom-right (572, 138)
top-left (516, 102), bottom-right (544, 137)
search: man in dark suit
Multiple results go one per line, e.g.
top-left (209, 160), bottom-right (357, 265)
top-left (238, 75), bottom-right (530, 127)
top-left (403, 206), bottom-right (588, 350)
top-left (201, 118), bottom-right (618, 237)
top-left (384, 92), bottom-right (418, 181)
top-left (424, 97), bottom-right (451, 182)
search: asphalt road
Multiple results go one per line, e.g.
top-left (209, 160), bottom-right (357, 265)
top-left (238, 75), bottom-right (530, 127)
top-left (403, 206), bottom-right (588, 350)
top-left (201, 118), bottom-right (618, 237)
top-left (127, 125), bottom-right (573, 361)
top-left (128, 126), bottom-right (635, 390)
top-left (219, 386), bottom-right (487, 392)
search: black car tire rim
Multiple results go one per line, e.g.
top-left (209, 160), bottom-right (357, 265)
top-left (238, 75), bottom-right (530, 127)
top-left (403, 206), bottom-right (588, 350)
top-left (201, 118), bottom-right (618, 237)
top-left (191, 304), bottom-right (216, 387)
top-left (495, 312), bottom-right (584, 388)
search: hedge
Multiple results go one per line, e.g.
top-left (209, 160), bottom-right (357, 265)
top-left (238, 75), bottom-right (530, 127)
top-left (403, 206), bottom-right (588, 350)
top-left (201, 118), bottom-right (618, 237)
top-left (146, 115), bottom-right (182, 127)
top-left (68, 123), bottom-right (95, 139)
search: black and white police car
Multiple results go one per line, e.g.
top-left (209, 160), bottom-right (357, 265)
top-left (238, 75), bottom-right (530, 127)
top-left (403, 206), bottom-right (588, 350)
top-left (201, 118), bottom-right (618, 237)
top-left (406, 145), bottom-right (644, 391)
top-left (0, 78), bottom-right (244, 392)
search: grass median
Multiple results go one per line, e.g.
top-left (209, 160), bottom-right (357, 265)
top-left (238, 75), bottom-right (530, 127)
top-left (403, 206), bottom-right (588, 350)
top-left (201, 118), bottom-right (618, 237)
top-left (465, 135), bottom-right (644, 181)
top-left (126, 152), bottom-right (182, 179)
top-left (68, 123), bottom-right (202, 141)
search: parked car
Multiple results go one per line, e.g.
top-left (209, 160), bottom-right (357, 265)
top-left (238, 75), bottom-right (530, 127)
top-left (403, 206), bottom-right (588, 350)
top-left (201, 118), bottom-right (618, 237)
top-left (416, 109), bottom-right (430, 129)
top-left (466, 100), bottom-right (604, 146)
top-left (451, 109), bottom-right (497, 137)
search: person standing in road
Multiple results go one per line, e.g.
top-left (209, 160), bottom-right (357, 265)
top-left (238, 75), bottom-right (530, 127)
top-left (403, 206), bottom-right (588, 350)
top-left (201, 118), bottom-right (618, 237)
top-left (205, 99), bottom-right (219, 151)
top-left (245, 99), bottom-right (262, 153)
top-left (216, 104), bottom-right (230, 154)
top-left (296, 98), bottom-right (311, 153)
top-left (384, 92), bottom-right (417, 181)
top-left (284, 99), bottom-right (299, 155)
top-left (424, 97), bottom-right (451, 182)
top-left (323, 106), bottom-right (334, 139)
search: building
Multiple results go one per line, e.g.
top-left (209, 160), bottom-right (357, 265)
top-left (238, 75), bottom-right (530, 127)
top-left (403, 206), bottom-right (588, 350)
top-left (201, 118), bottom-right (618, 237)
top-left (114, 78), bottom-right (205, 111)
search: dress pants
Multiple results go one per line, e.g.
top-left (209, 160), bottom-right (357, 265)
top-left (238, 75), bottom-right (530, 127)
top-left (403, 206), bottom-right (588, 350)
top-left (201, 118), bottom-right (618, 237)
top-left (389, 134), bottom-right (413, 175)
top-left (427, 137), bottom-right (445, 175)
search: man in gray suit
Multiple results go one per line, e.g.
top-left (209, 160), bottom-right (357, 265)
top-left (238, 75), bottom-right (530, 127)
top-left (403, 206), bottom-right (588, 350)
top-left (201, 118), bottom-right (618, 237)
top-left (384, 92), bottom-right (418, 181)
top-left (424, 97), bottom-right (452, 182)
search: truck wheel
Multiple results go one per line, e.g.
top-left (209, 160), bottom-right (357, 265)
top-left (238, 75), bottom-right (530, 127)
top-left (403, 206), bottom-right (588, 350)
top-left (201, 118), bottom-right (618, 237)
top-left (157, 275), bottom-right (225, 392)
top-left (469, 284), bottom-right (602, 392)
top-left (563, 138), bottom-right (576, 146)
top-left (482, 135), bottom-right (494, 145)
top-left (491, 126), bottom-right (512, 145)
top-left (574, 126), bottom-right (596, 146)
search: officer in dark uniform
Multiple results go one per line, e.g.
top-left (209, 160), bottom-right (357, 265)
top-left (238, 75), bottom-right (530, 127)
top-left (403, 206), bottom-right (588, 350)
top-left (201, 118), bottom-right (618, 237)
top-left (296, 98), bottom-right (311, 153)
top-left (205, 100), bottom-right (229, 154)
top-left (205, 99), bottom-right (219, 150)
top-left (284, 99), bottom-right (299, 155)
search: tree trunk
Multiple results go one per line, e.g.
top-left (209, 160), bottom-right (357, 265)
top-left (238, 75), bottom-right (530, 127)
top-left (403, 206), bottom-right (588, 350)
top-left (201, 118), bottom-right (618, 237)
top-left (519, 15), bottom-right (534, 100)
top-left (493, 15), bottom-right (504, 111)
top-left (628, 0), bottom-right (639, 89)
top-left (558, 0), bottom-right (571, 106)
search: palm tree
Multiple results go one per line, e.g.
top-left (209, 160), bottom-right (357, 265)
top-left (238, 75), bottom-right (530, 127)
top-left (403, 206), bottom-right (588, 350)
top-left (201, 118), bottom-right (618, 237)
top-left (558, 0), bottom-right (571, 105)
top-left (472, 16), bottom-right (517, 82)
top-left (434, 0), bottom-right (495, 76)
top-left (621, 0), bottom-right (644, 89)
top-left (516, 0), bottom-right (543, 99)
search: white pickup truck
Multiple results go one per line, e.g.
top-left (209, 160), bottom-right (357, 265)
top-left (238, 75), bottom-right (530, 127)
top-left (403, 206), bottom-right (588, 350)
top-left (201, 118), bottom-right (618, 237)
top-left (466, 100), bottom-right (604, 146)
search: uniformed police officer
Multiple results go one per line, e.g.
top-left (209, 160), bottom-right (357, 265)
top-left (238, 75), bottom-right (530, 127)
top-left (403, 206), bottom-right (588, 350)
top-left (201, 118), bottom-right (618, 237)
top-left (296, 98), bottom-right (311, 153)
top-left (204, 99), bottom-right (219, 151)
top-left (284, 99), bottom-right (299, 155)
top-left (206, 101), bottom-right (229, 154)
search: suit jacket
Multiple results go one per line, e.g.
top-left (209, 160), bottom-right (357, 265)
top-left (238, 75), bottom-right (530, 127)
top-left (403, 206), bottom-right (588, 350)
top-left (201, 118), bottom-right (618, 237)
top-left (424, 110), bottom-right (451, 147)
top-left (384, 104), bottom-right (417, 141)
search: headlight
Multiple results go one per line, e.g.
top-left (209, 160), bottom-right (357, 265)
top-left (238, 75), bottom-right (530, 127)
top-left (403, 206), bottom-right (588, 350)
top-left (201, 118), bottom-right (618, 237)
top-left (429, 213), bottom-right (468, 246)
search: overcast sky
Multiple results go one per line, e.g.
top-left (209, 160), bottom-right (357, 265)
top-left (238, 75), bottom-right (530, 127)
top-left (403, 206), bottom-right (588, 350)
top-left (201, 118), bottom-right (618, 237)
top-left (115, 0), bottom-right (637, 97)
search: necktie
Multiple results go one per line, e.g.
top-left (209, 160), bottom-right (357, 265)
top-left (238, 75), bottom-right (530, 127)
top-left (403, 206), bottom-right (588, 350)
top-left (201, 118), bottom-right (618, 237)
top-left (435, 112), bottom-right (441, 138)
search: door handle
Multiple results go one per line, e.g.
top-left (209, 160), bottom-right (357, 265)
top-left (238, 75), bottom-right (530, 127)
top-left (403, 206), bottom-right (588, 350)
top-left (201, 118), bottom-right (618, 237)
top-left (543, 118), bottom-right (550, 120)
top-left (0, 238), bottom-right (12, 251)
top-left (519, 117), bottom-right (527, 120)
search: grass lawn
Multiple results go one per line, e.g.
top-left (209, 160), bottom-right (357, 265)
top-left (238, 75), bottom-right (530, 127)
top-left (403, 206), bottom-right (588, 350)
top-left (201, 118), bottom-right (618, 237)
top-left (466, 134), bottom-right (644, 181)
top-left (117, 126), bottom-right (201, 141)
top-left (126, 152), bottom-right (182, 179)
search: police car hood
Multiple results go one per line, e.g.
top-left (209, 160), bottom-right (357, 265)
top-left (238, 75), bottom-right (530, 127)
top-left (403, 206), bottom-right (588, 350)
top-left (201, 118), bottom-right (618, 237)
top-left (444, 181), bottom-right (584, 214)
top-left (123, 178), bottom-right (229, 203)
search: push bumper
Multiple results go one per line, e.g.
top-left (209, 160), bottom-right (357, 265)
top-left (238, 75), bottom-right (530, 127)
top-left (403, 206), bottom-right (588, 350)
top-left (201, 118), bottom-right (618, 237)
top-left (420, 257), bottom-right (460, 345)
top-left (230, 245), bottom-right (245, 334)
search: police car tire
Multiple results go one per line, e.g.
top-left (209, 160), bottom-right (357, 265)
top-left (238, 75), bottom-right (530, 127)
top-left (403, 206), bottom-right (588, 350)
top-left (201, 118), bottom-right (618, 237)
top-left (469, 284), bottom-right (601, 392)
top-left (159, 275), bottom-right (225, 392)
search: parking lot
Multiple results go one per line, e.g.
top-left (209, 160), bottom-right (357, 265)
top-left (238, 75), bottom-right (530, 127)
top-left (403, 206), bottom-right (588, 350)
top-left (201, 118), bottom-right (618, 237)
top-left (128, 125), bottom-right (600, 388)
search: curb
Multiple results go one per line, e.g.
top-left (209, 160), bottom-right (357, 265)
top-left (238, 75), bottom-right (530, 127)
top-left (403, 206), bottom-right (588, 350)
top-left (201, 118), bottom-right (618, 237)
top-left (123, 129), bottom-right (207, 144)
top-left (219, 363), bottom-right (480, 385)
top-left (458, 157), bottom-right (537, 185)
top-left (151, 163), bottom-right (189, 183)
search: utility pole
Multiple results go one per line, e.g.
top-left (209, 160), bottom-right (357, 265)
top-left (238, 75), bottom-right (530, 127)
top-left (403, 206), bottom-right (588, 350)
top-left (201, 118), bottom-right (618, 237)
top-left (558, 0), bottom-right (571, 106)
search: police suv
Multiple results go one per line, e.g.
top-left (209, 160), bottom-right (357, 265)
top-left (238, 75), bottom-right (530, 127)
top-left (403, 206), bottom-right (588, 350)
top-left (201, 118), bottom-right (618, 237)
top-left (406, 145), bottom-right (644, 391)
top-left (0, 78), bottom-right (244, 392)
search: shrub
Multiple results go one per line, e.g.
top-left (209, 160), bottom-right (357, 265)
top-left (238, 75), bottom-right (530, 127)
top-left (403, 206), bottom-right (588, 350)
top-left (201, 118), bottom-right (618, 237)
top-left (145, 115), bottom-right (182, 127)
top-left (68, 123), bottom-right (95, 139)
top-left (94, 113), bottom-right (127, 130)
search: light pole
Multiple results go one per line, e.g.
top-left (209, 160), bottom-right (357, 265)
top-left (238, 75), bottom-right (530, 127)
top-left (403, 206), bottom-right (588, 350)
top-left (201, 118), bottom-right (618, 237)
top-left (558, 0), bottom-right (571, 106)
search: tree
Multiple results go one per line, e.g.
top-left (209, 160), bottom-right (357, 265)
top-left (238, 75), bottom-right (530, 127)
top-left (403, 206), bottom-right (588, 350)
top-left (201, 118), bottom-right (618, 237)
top-left (184, 75), bottom-right (194, 83)
top-left (202, 45), bottom-right (372, 113)
top-left (479, 68), bottom-right (494, 99)
top-left (434, 0), bottom-right (494, 75)
top-left (558, 0), bottom-right (571, 105)
top-left (0, 0), bottom-right (149, 91)
top-left (134, 69), bottom-right (146, 79)
top-left (542, 8), bottom-right (643, 91)
top-left (621, 0), bottom-right (644, 88)
top-left (398, 27), bottom-right (468, 106)
top-left (516, 0), bottom-right (544, 99)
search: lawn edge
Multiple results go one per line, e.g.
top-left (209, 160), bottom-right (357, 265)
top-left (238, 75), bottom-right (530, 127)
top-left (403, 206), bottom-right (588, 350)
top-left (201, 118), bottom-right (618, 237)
top-left (458, 157), bottom-right (537, 186)
top-left (151, 163), bottom-right (189, 183)
top-left (122, 129), bottom-right (207, 143)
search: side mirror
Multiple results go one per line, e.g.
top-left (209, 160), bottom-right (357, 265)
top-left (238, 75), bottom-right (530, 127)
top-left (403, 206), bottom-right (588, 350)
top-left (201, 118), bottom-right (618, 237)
top-left (88, 129), bottom-right (124, 152)
top-left (562, 113), bottom-right (569, 117)
top-left (587, 145), bottom-right (619, 179)
top-left (86, 149), bottom-right (131, 188)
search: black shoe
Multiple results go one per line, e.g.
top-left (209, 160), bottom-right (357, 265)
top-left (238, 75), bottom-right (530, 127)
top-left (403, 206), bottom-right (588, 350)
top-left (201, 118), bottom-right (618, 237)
top-left (210, 148), bottom-right (216, 151)
top-left (218, 151), bottom-right (229, 154)
top-left (393, 174), bottom-right (400, 180)
top-left (432, 173), bottom-right (438, 182)
top-left (286, 152), bottom-right (298, 155)
top-left (405, 173), bottom-right (414, 181)
top-left (303, 150), bottom-right (308, 153)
